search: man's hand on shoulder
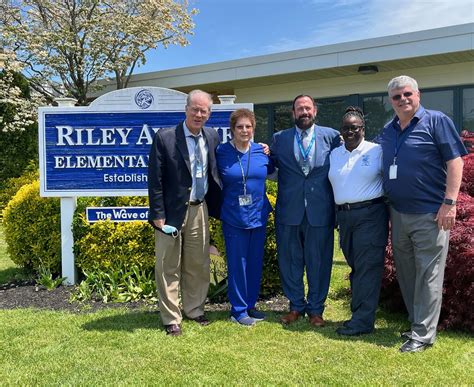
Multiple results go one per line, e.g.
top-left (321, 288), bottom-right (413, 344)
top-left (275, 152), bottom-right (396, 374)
top-left (259, 142), bottom-right (270, 155)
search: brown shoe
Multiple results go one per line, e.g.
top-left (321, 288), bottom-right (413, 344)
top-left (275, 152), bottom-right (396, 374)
top-left (165, 324), bottom-right (182, 336)
top-left (281, 310), bottom-right (303, 325)
top-left (191, 315), bottom-right (210, 326)
top-left (309, 314), bottom-right (325, 327)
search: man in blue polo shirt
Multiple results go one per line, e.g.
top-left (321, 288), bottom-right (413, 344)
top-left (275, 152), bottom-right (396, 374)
top-left (377, 75), bottom-right (467, 353)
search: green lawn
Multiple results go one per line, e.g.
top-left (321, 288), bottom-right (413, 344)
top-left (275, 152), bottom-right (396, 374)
top-left (0, 225), bottom-right (27, 284)
top-left (0, 227), bottom-right (472, 384)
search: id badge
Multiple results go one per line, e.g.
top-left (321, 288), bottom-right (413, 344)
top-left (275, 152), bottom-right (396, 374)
top-left (195, 164), bottom-right (203, 178)
top-left (389, 164), bottom-right (398, 180)
top-left (301, 161), bottom-right (310, 176)
top-left (239, 194), bottom-right (253, 206)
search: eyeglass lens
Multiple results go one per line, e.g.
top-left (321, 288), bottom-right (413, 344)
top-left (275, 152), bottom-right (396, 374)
top-left (391, 91), bottom-right (413, 101)
top-left (341, 125), bottom-right (363, 132)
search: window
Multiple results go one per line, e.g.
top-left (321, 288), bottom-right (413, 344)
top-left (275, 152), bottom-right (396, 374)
top-left (462, 88), bottom-right (474, 132)
top-left (362, 96), bottom-right (393, 140)
top-left (421, 89), bottom-right (454, 121)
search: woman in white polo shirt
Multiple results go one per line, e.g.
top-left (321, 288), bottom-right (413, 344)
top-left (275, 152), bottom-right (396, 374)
top-left (329, 106), bottom-right (389, 336)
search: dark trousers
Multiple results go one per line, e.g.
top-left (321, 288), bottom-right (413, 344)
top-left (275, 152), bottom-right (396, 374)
top-left (337, 202), bottom-right (388, 331)
top-left (222, 222), bottom-right (266, 320)
top-left (276, 215), bottom-right (334, 316)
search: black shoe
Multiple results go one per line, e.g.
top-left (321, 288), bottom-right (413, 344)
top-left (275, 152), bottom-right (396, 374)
top-left (165, 324), bottom-right (182, 336)
top-left (191, 315), bottom-right (210, 326)
top-left (400, 330), bottom-right (411, 340)
top-left (336, 327), bottom-right (373, 336)
top-left (399, 339), bottom-right (431, 353)
top-left (342, 320), bottom-right (351, 327)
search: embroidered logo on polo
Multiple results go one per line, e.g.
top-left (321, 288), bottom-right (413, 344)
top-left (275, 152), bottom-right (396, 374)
top-left (361, 155), bottom-right (370, 166)
top-left (134, 89), bottom-right (154, 109)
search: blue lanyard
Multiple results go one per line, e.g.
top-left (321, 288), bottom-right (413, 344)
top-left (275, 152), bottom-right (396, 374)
top-left (295, 130), bottom-right (316, 161)
top-left (235, 145), bottom-right (251, 195)
top-left (394, 120), bottom-right (416, 161)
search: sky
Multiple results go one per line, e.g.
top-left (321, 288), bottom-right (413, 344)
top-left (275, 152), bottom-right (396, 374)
top-left (136, 0), bottom-right (474, 74)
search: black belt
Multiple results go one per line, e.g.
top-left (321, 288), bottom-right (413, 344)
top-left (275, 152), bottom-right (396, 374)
top-left (189, 200), bottom-right (203, 206)
top-left (337, 197), bottom-right (385, 211)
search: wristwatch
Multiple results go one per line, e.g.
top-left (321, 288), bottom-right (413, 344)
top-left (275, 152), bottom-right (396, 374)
top-left (443, 198), bottom-right (457, 205)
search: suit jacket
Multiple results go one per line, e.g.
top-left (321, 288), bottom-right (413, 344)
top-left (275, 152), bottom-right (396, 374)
top-left (148, 122), bottom-right (222, 230)
top-left (270, 125), bottom-right (341, 227)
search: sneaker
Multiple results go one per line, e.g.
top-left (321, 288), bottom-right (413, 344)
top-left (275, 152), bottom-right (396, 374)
top-left (231, 315), bottom-right (256, 326)
top-left (248, 308), bottom-right (266, 321)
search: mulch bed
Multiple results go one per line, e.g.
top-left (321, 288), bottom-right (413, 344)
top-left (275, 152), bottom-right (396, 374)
top-left (0, 280), bottom-right (289, 314)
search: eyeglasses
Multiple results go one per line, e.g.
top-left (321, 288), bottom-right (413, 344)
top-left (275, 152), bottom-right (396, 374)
top-left (188, 107), bottom-right (210, 115)
top-left (390, 91), bottom-right (414, 101)
top-left (341, 125), bottom-right (363, 133)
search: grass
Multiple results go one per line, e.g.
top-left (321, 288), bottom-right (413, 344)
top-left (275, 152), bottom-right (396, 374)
top-left (0, 228), bottom-right (473, 385)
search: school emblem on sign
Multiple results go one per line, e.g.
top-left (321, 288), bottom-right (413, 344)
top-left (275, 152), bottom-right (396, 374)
top-left (134, 89), bottom-right (154, 109)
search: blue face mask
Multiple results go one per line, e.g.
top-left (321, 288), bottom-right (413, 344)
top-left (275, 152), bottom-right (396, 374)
top-left (162, 224), bottom-right (178, 237)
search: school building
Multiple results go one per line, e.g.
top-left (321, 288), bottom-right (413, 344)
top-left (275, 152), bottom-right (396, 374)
top-left (97, 23), bottom-right (474, 142)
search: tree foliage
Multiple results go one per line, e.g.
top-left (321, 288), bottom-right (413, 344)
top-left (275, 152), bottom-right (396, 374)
top-left (0, 51), bottom-right (43, 181)
top-left (1, 0), bottom-right (197, 105)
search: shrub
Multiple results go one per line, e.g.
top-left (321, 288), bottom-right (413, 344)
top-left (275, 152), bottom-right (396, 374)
top-left (460, 153), bottom-right (474, 197)
top-left (0, 161), bottom-right (38, 214)
top-left (2, 180), bottom-right (61, 273)
top-left (380, 155), bottom-right (474, 332)
top-left (72, 196), bottom-right (155, 273)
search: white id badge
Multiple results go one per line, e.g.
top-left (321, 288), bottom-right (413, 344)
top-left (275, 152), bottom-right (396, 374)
top-left (238, 194), bottom-right (253, 206)
top-left (389, 164), bottom-right (398, 180)
top-left (195, 164), bottom-right (203, 178)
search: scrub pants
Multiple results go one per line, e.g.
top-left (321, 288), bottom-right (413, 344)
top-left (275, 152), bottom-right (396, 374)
top-left (222, 222), bottom-right (266, 320)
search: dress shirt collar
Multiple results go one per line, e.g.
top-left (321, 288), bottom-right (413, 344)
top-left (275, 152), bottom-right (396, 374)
top-left (295, 124), bottom-right (315, 138)
top-left (183, 121), bottom-right (202, 138)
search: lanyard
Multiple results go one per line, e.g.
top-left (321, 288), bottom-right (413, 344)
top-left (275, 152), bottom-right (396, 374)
top-left (295, 130), bottom-right (316, 161)
top-left (236, 145), bottom-right (251, 195)
top-left (393, 120), bottom-right (416, 164)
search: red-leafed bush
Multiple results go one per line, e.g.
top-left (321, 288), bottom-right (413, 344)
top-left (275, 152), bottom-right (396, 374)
top-left (460, 153), bottom-right (474, 197)
top-left (380, 153), bottom-right (474, 333)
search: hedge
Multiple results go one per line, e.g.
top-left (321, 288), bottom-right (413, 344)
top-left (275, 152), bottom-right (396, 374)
top-left (2, 180), bottom-right (61, 273)
top-left (72, 196), bottom-right (155, 272)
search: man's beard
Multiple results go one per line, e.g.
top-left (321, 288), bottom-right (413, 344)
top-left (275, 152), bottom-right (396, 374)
top-left (295, 114), bottom-right (315, 130)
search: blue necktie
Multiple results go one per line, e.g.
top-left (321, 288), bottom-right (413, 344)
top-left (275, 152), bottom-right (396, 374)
top-left (191, 135), bottom-right (205, 201)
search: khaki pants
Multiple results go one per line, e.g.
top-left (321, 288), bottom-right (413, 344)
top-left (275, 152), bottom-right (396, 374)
top-left (154, 202), bottom-right (210, 325)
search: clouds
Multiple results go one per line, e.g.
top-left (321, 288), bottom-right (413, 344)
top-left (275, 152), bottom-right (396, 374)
top-left (261, 0), bottom-right (474, 54)
top-left (138, 0), bottom-right (473, 72)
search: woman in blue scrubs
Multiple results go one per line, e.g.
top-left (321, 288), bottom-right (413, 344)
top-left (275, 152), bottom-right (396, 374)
top-left (216, 108), bottom-right (274, 326)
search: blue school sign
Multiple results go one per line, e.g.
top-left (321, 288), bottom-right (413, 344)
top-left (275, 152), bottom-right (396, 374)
top-left (39, 87), bottom-right (252, 284)
top-left (39, 87), bottom-right (252, 197)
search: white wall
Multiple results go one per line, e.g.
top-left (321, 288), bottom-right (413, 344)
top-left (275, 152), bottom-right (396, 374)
top-left (235, 62), bottom-right (474, 104)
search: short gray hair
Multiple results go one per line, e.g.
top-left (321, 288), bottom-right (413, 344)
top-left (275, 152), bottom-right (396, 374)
top-left (186, 90), bottom-right (213, 109)
top-left (387, 75), bottom-right (419, 94)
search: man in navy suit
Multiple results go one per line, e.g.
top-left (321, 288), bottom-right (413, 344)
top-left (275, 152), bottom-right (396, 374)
top-left (148, 90), bottom-right (222, 336)
top-left (270, 95), bottom-right (341, 326)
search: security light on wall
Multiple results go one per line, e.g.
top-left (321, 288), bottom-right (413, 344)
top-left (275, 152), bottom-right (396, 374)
top-left (358, 65), bottom-right (379, 75)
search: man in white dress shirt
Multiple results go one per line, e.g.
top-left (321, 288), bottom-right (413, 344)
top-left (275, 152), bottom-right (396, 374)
top-left (329, 106), bottom-right (388, 336)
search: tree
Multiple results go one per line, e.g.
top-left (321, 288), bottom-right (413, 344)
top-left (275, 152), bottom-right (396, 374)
top-left (0, 0), bottom-right (197, 105)
top-left (0, 51), bottom-right (43, 181)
